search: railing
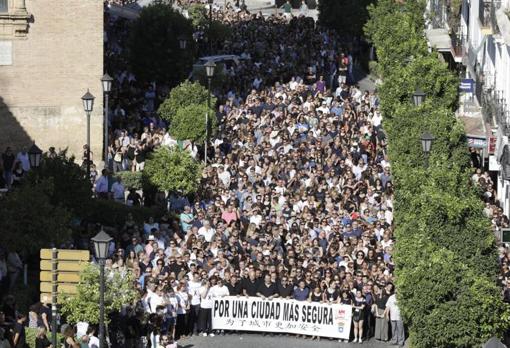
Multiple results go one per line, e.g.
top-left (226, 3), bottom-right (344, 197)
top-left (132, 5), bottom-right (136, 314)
top-left (481, 88), bottom-right (509, 132)
top-left (479, 0), bottom-right (501, 31)
top-left (430, 0), bottom-right (448, 28)
top-left (451, 33), bottom-right (465, 57)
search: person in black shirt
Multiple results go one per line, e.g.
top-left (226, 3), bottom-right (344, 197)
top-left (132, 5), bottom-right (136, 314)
top-left (35, 327), bottom-right (51, 348)
top-left (256, 274), bottom-right (279, 299)
top-left (277, 277), bottom-right (294, 298)
top-left (13, 313), bottom-right (27, 348)
top-left (242, 271), bottom-right (260, 296)
top-left (226, 274), bottom-right (243, 296)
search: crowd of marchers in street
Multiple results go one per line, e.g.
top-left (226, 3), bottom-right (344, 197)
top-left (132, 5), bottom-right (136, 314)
top-left (0, 1), bottom-right (509, 348)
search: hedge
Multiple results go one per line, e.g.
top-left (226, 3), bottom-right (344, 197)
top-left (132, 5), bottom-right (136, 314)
top-left (82, 199), bottom-right (165, 228)
top-left (365, 0), bottom-right (510, 346)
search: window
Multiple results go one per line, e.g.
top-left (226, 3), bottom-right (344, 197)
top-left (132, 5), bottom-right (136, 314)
top-left (0, 0), bottom-right (7, 12)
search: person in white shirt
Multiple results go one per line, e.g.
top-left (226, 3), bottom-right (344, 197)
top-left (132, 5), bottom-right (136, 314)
top-left (199, 278), bottom-right (214, 337)
top-left (217, 166), bottom-right (231, 188)
top-left (15, 149), bottom-right (30, 171)
top-left (209, 278), bottom-right (230, 335)
top-left (94, 169), bottom-right (109, 199)
top-left (198, 221), bottom-right (216, 242)
top-left (111, 177), bottom-right (125, 202)
top-left (385, 292), bottom-right (404, 346)
top-left (86, 326), bottom-right (100, 348)
top-left (188, 272), bottom-right (202, 335)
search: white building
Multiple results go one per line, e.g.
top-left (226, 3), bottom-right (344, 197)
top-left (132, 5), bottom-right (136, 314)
top-left (426, 0), bottom-right (510, 216)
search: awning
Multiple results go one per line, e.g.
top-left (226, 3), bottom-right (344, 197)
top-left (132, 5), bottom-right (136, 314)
top-left (457, 98), bottom-right (489, 149)
top-left (425, 28), bottom-right (453, 52)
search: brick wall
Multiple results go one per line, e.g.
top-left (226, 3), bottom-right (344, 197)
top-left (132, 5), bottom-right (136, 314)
top-left (0, 0), bottom-right (104, 159)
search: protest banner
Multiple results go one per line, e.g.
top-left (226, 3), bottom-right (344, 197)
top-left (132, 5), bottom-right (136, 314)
top-left (212, 296), bottom-right (352, 339)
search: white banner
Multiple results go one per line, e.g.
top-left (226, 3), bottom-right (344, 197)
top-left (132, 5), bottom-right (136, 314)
top-left (212, 296), bottom-right (352, 339)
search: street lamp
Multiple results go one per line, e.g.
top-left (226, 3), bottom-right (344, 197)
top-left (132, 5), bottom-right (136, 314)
top-left (82, 90), bottom-right (95, 180)
top-left (91, 228), bottom-right (113, 348)
top-left (101, 73), bottom-right (113, 170)
top-left (413, 88), bottom-right (426, 106)
top-left (208, 0), bottom-right (213, 54)
top-left (178, 35), bottom-right (187, 50)
top-left (204, 60), bottom-right (216, 164)
top-left (28, 142), bottom-right (43, 168)
top-left (420, 131), bottom-right (435, 168)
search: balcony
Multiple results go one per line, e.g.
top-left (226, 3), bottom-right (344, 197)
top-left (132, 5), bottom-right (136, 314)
top-left (481, 88), bottom-right (509, 133)
top-left (479, 0), bottom-right (501, 35)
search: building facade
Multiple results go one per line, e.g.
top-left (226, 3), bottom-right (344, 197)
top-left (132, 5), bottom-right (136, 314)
top-left (426, 0), bottom-right (510, 216)
top-left (0, 0), bottom-right (104, 159)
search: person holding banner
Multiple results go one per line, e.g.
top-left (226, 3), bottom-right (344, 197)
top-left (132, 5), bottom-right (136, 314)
top-left (352, 289), bottom-right (366, 343)
top-left (210, 278), bottom-right (230, 336)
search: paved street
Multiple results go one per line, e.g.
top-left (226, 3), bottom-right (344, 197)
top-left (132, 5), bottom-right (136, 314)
top-left (177, 333), bottom-right (396, 348)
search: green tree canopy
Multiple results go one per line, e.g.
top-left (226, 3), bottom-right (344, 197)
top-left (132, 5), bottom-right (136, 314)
top-left (143, 146), bottom-right (203, 195)
top-left (318, 0), bottom-right (375, 37)
top-left (25, 150), bottom-right (92, 215)
top-left (158, 80), bottom-right (217, 124)
top-left (0, 179), bottom-right (72, 253)
top-left (128, 3), bottom-right (194, 85)
top-left (169, 103), bottom-right (217, 143)
top-left (60, 264), bottom-right (139, 325)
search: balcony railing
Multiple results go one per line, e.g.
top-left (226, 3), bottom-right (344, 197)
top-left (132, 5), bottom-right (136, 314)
top-left (451, 33), bottom-right (465, 57)
top-left (481, 88), bottom-right (508, 132)
top-left (479, 0), bottom-right (501, 33)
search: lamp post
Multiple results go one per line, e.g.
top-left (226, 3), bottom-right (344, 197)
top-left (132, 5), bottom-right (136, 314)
top-left (178, 35), bottom-right (188, 50)
top-left (413, 88), bottom-right (426, 106)
top-left (208, 0), bottom-right (213, 54)
top-left (81, 90), bottom-right (95, 180)
top-left (204, 60), bottom-right (216, 164)
top-left (91, 228), bottom-right (113, 348)
top-left (421, 131), bottom-right (435, 168)
top-left (28, 142), bottom-right (43, 168)
top-left (101, 74), bottom-right (113, 170)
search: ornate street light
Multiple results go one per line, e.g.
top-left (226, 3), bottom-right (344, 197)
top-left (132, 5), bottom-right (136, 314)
top-left (413, 88), bottom-right (426, 106)
top-left (420, 131), bottom-right (435, 168)
top-left (28, 142), bottom-right (43, 168)
top-left (101, 74), bottom-right (113, 169)
top-left (204, 61), bottom-right (216, 164)
top-left (81, 90), bottom-right (95, 180)
top-left (91, 228), bottom-right (112, 348)
top-left (178, 35), bottom-right (188, 50)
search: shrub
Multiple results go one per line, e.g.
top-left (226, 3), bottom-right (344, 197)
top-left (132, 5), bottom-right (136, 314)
top-left (158, 80), bottom-right (216, 124)
top-left (143, 146), bottom-right (203, 195)
top-left (169, 103), bottom-right (217, 143)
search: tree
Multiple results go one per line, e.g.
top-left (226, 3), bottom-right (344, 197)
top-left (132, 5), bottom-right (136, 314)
top-left (318, 0), bottom-right (375, 37)
top-left (169, 103), bottom-right (217, 143)
top-left (128, 3), bottom-right (194, 86)
top-left (60, 264), bottom-right (139, 325)
top-left (158, 81), bottom-right (216, 124)
top-left (0, 180), bottom-right (72, 253)
top-left (143, 147), bottom-right (203, 195)
top-left (25, 151), bottom-right (92, 215)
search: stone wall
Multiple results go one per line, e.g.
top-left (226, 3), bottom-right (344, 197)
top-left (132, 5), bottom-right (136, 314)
top-left (0, 0), bottom-right (104, 159)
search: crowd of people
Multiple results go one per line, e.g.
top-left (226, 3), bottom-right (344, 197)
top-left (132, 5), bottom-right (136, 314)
top-left (0, 1), bottom-right (508, 348)
top-left (86, 2), bottom-right (407, 346)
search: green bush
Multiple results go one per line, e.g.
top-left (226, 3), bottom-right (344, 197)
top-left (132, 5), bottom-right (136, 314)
top-left (83, 199), bottom-right (165, 228)
top-left (143, 146), bottom-right (203, 195)
top-left (364, 0), bottom-right (510, 345)
top-left (116, 171), bottom-right (143, 190)
top-left (158, 80), bottom-right (216, 125)
top-left (170, 103), bottom-right (217, 143)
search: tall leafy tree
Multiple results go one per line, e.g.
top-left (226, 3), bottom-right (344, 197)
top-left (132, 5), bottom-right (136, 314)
top-left (128, 3), bottom-right (194, 85)
top-left (0, 179), bottom-right (72, 253)
top-left (318, 0), bottom-right (375, 37)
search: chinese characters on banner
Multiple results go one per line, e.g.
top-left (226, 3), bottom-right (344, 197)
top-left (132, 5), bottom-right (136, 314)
top-left (212, 296), bottom-right (352, 339)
